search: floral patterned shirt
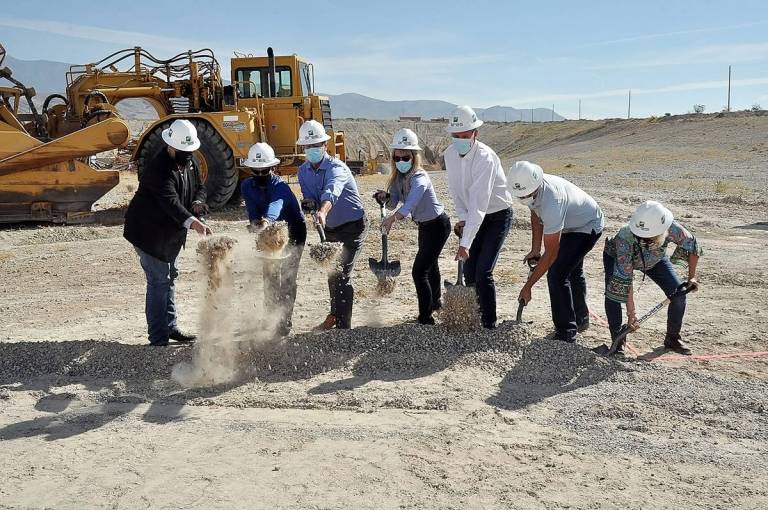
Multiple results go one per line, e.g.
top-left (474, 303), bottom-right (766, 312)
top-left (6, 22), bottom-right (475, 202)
top-left (604, 221), bottom-right (703, 303)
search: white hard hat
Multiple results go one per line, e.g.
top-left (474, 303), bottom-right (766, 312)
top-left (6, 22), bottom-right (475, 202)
top-left (296, 119), bottom-right (331, 145)
top-left (243, 142), bottom-right (281, 169)
top-left (629, 200), bottom-right (674, 238)
top-left (390, 128), bottom-right (422, 150)
top-left (446, 105), bottom-right (483, 134)
top-left (507, 161), bottom-right (544, 197)
top-left (162, 119), bottom-right (201, 152)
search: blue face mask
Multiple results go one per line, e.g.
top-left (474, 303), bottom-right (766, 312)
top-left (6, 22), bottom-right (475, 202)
top-left (395, 160), bottom-right (412, 174)
top-left (452, 137), bottom-right (473, 156)
top-left (305, 147), bottom-right (325, 164)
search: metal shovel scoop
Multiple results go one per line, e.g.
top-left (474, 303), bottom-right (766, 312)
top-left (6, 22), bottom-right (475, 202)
top-left (593, 282), bottom-right (695, 356)
top-left (368, 203), bottom-right (401, 278)
top-left (444, 260), bottom-right (465, 288)
top-left (514, 256), bottom-right (540, 323)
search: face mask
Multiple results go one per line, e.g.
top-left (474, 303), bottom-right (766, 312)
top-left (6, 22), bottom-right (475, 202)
top-left (254, 173), bottom-right (270, 187)
top-left (452, 138), bottom-right (473, 156)
top-left (395, 160), bottom-right (412, 174)
top-left (518, 196), bottom-right (535, 208)
top-left (174, 151), bottom-right (193, 167)
top-left (305, 147), bottom-right (325, 164)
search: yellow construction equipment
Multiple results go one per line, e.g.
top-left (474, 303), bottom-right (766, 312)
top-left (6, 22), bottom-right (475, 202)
top-left (45, 46), bottom-right (366, 209)
top-left (0, 44), bottom-right (129, 223)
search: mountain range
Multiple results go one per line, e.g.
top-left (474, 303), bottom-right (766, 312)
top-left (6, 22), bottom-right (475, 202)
top-left (2, 54), bottom-right (564, 122)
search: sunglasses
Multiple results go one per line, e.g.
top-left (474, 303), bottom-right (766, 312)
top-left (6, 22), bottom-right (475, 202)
top-left (393, 155), bottom-right (412, 162)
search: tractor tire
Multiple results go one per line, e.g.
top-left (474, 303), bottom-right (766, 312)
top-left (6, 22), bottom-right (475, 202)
top-left (136, 119), bottom-right (237, 210)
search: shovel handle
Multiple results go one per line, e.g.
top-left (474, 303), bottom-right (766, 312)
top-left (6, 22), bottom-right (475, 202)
top-left (315, 223), bottom-right (326, 243)
top-left (456, 259), bottom-right (465, 286)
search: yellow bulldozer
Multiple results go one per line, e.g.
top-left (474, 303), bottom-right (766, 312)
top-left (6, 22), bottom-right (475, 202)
top-left (0, 44), bottom-right (130, 223)
top-left (0, 44), bottom-right (368, 222)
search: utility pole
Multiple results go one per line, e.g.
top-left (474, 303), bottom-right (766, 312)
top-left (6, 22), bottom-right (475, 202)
top-left (531, 108), bottom-right (534, 123)
top-left (727, 65), bottom-right (732, 112)
top-left (551, 104), bottom-right (554, 121)
top-left (578, 99), bottom-right (582, 120)
top-left (627, 89), bottom-right (632, 119)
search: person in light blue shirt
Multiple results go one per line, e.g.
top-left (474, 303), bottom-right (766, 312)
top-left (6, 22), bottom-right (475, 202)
top-left (296, 120), bottom-right (366, 330)
top-left (241, 142), bottom-right (306, 337)
top-left (374, 128), bottom-right (451, 325)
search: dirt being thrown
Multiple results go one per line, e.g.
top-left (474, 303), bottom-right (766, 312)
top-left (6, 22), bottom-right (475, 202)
top-left (440, 285), bottom-right (480, 331)
top-left (196, 235), bottom-right (237, 291)
top-left (256, 221), bottom-right (288, 253)
top-left (310, 242), bottom-right (343, 267)
top-left (375, 276), bottom-right (397, 296)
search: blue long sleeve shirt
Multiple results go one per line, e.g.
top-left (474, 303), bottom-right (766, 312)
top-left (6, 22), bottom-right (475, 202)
top-left (386, 170), bottom-right (444, 223)
top-left (298, 154), bottom-right (365, 228)
top-left (241, 175), bottom-right (304, 226)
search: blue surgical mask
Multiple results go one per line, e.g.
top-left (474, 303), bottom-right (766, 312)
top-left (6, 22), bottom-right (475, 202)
top-left (395, 160), bottom-right (412, 173)
top-left (452, 137), bottom-right (473, 156)
top-left (305, 147), bottom-right (325, 164)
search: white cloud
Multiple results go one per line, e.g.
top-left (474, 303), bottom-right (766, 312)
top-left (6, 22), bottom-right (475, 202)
top-left (0, 16), bottom-right (197, 52)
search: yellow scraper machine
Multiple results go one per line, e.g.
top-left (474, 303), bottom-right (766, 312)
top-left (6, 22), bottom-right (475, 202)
top-left (0, 44), bottom-right (129, 223)
top-left (0, 43), bottom-right (370, 223)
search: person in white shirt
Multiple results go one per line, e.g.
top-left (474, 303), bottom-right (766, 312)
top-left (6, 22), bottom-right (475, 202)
top-left (508, 161), bottom-right (604, 342)
top-left (444, 106), bottom-right (514, 329)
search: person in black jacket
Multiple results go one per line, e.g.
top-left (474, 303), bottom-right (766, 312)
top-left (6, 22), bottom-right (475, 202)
top-left (124, 119), bottom-right (212, 346)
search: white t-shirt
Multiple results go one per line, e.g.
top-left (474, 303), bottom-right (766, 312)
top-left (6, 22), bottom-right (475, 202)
top-left (445, 141), bottom-right (513, 248)
top-left (529, 174), bottom-right (604, 235)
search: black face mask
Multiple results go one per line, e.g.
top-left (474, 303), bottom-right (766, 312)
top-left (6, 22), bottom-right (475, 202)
top-left (174, 151), bottom-right (193, 167)
top-left (254, 173), bottom-right (270, 187)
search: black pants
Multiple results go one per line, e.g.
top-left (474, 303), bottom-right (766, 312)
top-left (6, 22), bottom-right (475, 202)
top-left (324, 218), bottom-right (367, 329)
top-left (547, 230), bottom-right (601, 340)
top-left (264, 222), bottom-right (307, 330)
top-left (464, 208), bottom-right (513, 327)
top-left (414, 213), bottom-right (451, 323)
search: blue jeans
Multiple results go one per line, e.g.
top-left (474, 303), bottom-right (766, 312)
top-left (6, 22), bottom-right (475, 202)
top-left (603, 253), bottom-right (686, 338)
top-left (135, 247), bottom-right (178, 344)
top-left (464, 208), bottom-right (513, 327)
top-left (547, 231), bottom-right (601, 340)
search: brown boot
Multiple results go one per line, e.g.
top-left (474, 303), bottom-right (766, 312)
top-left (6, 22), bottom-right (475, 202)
top-left (313, 314), bottom-right (336, 331)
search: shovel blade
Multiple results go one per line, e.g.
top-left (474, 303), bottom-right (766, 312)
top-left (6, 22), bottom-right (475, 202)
top-left (592, 344), bottom-right (611, 356)
top-left (369, 258), bottom-right (401, 277)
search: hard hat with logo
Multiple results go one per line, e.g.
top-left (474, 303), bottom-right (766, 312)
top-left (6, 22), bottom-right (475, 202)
top-left (243, 142), bottom-right (281, 169)
top-left (296, 119), bottom-right (331, 145)
top-left (161, 119), bottom-right (201, 152)
top-left (446, 105), bottom-right (483, 134)
top-left (506, 161), bottom-right (544, 197)
top-left (390, 128), bottom-right (422, 150)
top-left (629, 200), bottom-right (674, 238)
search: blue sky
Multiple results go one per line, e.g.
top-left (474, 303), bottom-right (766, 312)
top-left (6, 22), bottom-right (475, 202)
top-left (2, 0), bottom-right (768, 119)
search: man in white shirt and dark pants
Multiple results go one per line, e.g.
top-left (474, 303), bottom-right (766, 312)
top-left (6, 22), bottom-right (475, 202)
top-left (509, 161), bottom-right (604, 342)
top-left (445, 106), bottom-right (514, 329)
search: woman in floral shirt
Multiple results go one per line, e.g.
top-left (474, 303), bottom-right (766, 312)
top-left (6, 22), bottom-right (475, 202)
top-left (603, 201), bottom-right (702, 354)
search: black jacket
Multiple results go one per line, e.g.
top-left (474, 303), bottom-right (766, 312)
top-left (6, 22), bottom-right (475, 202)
top-left (124, 149), bottom-right (206, 263)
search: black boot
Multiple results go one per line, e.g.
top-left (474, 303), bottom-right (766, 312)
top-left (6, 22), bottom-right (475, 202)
top-left (664, 334), bottom-right (691, 355)
top-left (169, 329), bottom-right (196, 344)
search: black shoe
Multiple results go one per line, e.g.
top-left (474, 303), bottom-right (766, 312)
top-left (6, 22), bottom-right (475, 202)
top-left (169, 329), bottom-right (196, 343)
top-left (552, 333), bottom-right (577, 343)
top-left (482, 321), bottom-right (498, 330)
top-left (149, 339), bottom-right (170, 347)
top-left (431, 299), bottom-right (443, 312)
top-left (418, 316), bottom-right (436, 326)
top-left (276, 323), bottom-right (291, 337)
top-left (577, 319), bottom-right (590, 333)
top-left (664, 334), bottom-right (691, 355)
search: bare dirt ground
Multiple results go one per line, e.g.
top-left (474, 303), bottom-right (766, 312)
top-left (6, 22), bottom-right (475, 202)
top-left (1, 114), bottom-right (767, 509)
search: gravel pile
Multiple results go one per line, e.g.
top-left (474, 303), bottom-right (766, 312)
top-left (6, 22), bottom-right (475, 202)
top-left (0, 341), bottom-right (192, 382)
top-left (255, 221), bottom-right (288, 253)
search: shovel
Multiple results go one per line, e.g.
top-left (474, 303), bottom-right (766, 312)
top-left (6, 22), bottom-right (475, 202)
top-left (594, 282), bottom-right (695, 356)
top-left (368, 203), bottom-right (401, 278)
top-left (444, 259), bottom-right (465, 288)
top-left (514, 256), bottom-right (540, 323)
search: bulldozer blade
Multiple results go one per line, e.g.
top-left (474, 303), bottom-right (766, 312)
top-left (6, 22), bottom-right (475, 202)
top-left (0, 117), bottom-right (130, 174)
